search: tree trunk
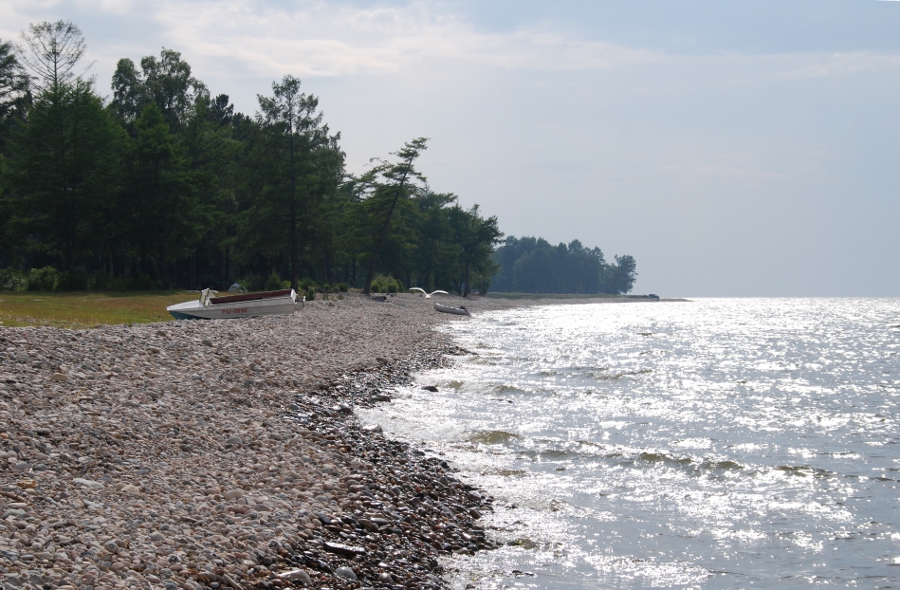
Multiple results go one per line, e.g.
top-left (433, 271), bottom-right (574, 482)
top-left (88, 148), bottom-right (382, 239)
top-left (290, 201), bottom-right (299, 291)
top-left (189, 252), bottom-right (196, 290)
top-left (362, 192), bottom-right (401, 295)
top-left (225, 245), bottom-right (230, 288)
top-left (464, 259), bottom-right (470, 297)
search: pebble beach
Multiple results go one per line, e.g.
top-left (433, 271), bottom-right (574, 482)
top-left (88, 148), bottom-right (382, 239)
top-left (0, 293), bottom-right (662, 589)
top-left (0, 293), bottom-right (534, 590)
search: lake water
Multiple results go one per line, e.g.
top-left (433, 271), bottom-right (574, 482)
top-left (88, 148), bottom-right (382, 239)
top-left (358, 298), bottom-right (900, 588)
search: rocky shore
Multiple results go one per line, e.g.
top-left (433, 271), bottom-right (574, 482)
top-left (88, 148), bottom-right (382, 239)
top-left (0, 293), bottom-right (536, 590)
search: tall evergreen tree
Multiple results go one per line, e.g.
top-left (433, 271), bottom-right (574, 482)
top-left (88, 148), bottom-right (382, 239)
top-left (448, 204), bottom-right (502, 296)
top-left (124, 103), bottom-right (200, 288)
top-left (9, 79), bottom-right (126, 270)
top-left (0, 40), bottom-right (30, 149)
top-left (360, 138), bottom-right (428, 294)
top-left (251, 75), bottom-right (343, 290)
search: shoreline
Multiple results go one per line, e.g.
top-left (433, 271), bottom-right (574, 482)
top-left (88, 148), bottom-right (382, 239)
top-left (0, 293), bottom-right (669, 589)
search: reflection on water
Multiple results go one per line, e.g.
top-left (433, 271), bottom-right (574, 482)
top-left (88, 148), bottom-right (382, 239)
top-left (358, 298), bottom-right (900, 588)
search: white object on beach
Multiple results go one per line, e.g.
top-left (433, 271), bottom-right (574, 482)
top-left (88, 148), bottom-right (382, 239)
top-left (167, 288), bottom-right (298, 320)
top-left (434, 303), bottom-right (471, 316)
top-left (409, 288), bottom-right (449, 298)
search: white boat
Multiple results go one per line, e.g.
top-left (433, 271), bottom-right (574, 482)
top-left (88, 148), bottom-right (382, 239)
top-left (434, 303), bottom-right (471, 316)
top-left (167, 288), bottom-right (300, 320)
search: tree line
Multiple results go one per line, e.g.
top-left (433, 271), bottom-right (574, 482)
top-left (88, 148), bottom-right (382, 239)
top-left (0, 20), bottom-right (638, 297)
top-left (491, 236), bottom-right (637, 294)
top-left (0, 21), bottom-right (502, 295)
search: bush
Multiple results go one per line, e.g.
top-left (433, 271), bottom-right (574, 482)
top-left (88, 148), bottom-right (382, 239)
top-left (264, 272), bottom-right (283, 291)
top-left (109, 277), bottom-right (130, 292)
top-left (236, 275), bottom-right (265, 292)
top-left (0, 269), bottom-right (26, 292)
top-left (371, 274), bottom-right (403, 294)
top-left (320, 282), bottom-right (332, 293)
top-left (132, 274), bottom-right (158, 291)
top-left (336, 282), bottom-right (349, 292)
top-left (26, 267), bottom-right (59, 291)
top-left (304, 288), bottom-right (316, 301)
top-left (299, 277), bottom-right (317, 292)
top-left (89, 271), bottom-right (112, 291)
top-left (56, 269), bottom-right (91, 291)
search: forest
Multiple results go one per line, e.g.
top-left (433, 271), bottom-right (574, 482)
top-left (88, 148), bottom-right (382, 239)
top-left (0, 20), bottom-right (636, 296)
top-left (491, 237), bottom-right (636, 294)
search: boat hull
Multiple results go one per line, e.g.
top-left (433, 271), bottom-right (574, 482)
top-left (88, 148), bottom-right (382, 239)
top-left (167, 292), bottom-right (299, 320)
top-left (434, 303), bottom-right (471, 316)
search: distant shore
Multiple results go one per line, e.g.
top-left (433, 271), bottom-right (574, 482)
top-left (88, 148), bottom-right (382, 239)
top-left (0, 293), bottom-right (680, 589)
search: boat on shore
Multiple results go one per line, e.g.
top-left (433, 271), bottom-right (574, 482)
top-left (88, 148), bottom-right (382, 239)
top-left (434, 303), bottom-right (471, 316)
top-left (167, 288), bottom-right (300, 320)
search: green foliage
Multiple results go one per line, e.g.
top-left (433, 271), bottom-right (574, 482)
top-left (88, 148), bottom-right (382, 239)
top-left (26, 266), bottom-right (58, 291)
top-left (111, 48), bottom-right (206, 129)
top-left (264, 272), bottom-right (283, 291)
top-left (304, 288), bottom-right (316, 301)
top-left (0, 40), bottom-right (30, 152)
top-left (358, 138), bottom-right (428, 294)
top-left (0, 269), bottom-right (26, 291)
top-left (371, 274), bottom-right (403, 294)
top-left (9, 78), bottom-right (127, 272)
top-left (336, 282), bottom-right (348, 292)
top-left (492, 237), bottom-right (637, 294)
top-left (56, 269), bottom-right (91, 291)
top-left (89, 270), bottom-right (112, 291)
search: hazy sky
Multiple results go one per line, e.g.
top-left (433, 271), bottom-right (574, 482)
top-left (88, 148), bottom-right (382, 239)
top-left (3, 0), bottom-right (899, 296)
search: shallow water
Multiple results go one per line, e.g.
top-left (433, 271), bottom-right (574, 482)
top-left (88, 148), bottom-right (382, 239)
top-left (358, 298), bottom-right (900, 588)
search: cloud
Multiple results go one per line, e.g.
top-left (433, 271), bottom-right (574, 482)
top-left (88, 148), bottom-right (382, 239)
top-left (150, 0), bottom-right (658, 79)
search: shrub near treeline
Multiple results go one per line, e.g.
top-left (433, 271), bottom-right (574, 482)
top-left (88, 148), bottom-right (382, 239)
top-left (0, 21), bottom-right (637, 296)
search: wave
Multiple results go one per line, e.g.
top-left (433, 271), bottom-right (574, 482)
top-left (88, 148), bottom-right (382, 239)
top-left (467, 430), bottom-right (520, 445)
top-left (589, 368), bottom-right (653, 381)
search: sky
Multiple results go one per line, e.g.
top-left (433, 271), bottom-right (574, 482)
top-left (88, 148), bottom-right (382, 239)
top-left (2, 0), bottom-right (899, 296)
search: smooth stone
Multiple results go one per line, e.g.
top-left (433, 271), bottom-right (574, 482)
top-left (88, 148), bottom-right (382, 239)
top-left (323, 541), bottom-right (365, 556)
top-left (334, 566), bottom-right (357, 581)
top-left (73, 478), bottom-right (104, 489)
top-left (223, 489), bottom-right (242, 500)
top-left (422, 385), bottom-right (438, 392)
top-left (225, 436), bottom-right (243, 446)
top-left (277, 569), bottom-right (312, 585)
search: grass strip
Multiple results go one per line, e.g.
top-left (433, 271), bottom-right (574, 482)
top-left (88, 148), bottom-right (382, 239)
top-left (0, 291), bottom-right (197, 328)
